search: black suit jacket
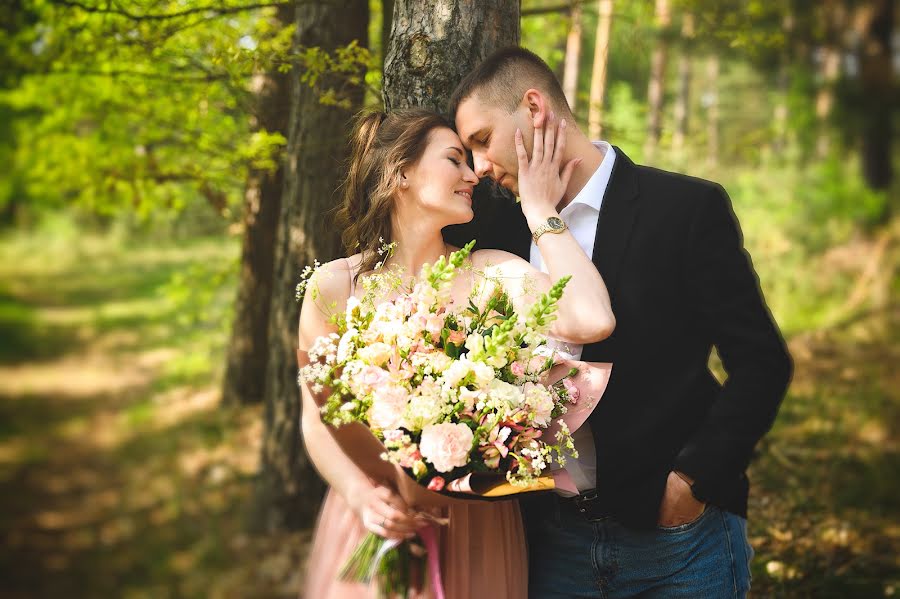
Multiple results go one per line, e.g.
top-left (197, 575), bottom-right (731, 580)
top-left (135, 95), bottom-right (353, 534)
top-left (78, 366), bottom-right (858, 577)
top-left (445, 148), bottom-right (793, 529)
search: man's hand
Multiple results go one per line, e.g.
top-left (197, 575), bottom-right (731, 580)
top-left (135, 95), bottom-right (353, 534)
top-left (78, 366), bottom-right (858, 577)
top-left (657, 470), bottom-right (706, 527)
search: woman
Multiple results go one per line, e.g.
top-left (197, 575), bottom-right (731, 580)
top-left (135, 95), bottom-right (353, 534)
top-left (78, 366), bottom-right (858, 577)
top-left (298, 108), bottom-right (615, 597)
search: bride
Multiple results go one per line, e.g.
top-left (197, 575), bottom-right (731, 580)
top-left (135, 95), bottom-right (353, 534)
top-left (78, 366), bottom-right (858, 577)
top-left (297, 108), bottom-right (614, 597)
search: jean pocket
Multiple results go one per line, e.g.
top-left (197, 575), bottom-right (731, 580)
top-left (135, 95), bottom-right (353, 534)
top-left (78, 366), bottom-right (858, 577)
top-left (655, 503), bottom-right (713, 533)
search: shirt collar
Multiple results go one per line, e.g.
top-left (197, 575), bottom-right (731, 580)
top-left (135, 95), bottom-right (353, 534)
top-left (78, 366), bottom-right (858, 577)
top-left (561, 141), bottom-right (616, 216)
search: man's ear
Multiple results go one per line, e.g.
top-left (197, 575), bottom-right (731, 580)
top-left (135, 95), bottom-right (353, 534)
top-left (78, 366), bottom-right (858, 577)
top-left (521, 88), bottom-right (549, 129)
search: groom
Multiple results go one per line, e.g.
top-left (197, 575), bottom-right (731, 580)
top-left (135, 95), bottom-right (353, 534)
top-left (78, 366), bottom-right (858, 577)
top-left (447, 47), bottom-right (792, 597)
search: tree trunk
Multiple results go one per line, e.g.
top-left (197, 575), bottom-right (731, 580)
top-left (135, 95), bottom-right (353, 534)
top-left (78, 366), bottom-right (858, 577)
top-left (815, 0), bottom-right (845, 158)
top-left (221, 4), bottom-right (293, 406)
top-left (562, 0), bottom-right (583, 113)
top-left (250, 0), bottom-right (369, 533)
top-left (644, 0), bottom-right (670, 159)
top-left (705, 55), bottom-right (719, 167)
top-left (857, 0), bottom-right (893, 194)
top-left (383, 0), bottom-right (520, 112)
top-left (672, 13), bottom-right (693, 153)
top-left (588, 0), bottom-right (613, 140)
top-left (771, 12), bottom-right (794, 154)
top-left (382, 0), bottom-right (395, 66)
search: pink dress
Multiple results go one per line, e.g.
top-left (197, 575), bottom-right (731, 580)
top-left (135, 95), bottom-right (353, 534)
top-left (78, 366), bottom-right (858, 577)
top-left (302, 490), bottom-right (528, 598)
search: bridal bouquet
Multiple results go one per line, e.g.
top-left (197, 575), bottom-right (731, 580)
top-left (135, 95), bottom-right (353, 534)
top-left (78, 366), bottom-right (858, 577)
top-left (298, 241), bottom-right (599, 597)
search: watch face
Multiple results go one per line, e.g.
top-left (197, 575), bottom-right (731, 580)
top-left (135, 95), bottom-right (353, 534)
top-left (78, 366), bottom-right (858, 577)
top-left (548, 217), bottom-right (565, 230)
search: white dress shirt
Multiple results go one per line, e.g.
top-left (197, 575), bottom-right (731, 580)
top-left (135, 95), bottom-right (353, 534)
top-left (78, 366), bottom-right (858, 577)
top-left (529, 141), bottom-right (616, 496)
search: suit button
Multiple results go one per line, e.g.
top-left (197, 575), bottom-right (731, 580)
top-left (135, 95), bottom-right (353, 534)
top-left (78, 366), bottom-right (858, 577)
top-left (579, 508), bottom-right (586, 513)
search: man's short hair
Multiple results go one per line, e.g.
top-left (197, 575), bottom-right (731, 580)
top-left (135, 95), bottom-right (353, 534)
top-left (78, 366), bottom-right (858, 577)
top-left (448, 46), bottom-right (572, 120)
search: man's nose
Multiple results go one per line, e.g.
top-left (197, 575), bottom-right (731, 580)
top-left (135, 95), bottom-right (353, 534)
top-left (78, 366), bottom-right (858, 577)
top-left (473, 153), bottom-right (492, 179)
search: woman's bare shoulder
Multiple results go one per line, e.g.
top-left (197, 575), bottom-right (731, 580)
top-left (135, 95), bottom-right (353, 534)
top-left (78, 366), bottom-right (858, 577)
top-left (304, 255), bottom-right (356, 307)
top-left (471, 248), bottom-right (531, 274)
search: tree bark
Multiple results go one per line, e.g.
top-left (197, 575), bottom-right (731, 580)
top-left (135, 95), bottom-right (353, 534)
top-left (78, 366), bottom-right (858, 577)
top-left (672, 13), bottom-right (693, 153)
top-left (250, 0), bottom-right (368, 533)
top-left (588, 0), bottom-right (613, 140)
top-left (644, 0), bottom-right (670, 159)
top-left (382, 0), bottom-right (395, 66)
top-left (562, 0), bottom-right (583, 113)
top-left (383, 0), bottom-right (520, 112)
top-left (221, 3), bottom-right (293, 406)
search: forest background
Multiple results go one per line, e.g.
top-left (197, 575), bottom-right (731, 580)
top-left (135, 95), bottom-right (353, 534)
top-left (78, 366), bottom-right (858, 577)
top-left (0, 0), bottom-right (897, 597)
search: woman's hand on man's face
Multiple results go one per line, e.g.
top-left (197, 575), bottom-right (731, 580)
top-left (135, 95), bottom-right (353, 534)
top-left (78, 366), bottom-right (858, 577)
top-left (514, 111), bottom-right (581, 227)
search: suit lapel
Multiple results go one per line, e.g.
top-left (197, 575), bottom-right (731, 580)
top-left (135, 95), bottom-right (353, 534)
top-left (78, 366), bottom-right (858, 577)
top-left (592, 146), bottom-right (641, 293)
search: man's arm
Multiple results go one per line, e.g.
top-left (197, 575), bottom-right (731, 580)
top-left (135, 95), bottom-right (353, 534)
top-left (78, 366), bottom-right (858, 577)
top-left (672, 184), bottom-right (793, 503)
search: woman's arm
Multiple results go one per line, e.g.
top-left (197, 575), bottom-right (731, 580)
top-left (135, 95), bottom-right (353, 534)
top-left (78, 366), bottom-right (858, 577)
top-left (298, 260), bottom-right (419, 540)
top-left (475, 115), bottom-right (614, 344)
top-left (473, 248), bottom-right (613, 345)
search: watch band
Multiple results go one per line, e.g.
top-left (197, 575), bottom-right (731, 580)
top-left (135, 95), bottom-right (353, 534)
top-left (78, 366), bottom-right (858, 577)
top-left (532, 216), bottom-right (567, 244)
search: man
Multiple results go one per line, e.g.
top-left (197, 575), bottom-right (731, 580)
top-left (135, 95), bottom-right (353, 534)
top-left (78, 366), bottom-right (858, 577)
top-left (447, 47), bottom-right (793, 598)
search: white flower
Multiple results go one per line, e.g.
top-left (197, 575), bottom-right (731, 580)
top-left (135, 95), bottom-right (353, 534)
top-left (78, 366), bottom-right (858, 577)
top-left (405, 378), bottom-right (445, 428)
top-left (368, 383), bottom-right (409, 430)
top-left (523, 382), bottom-right (554, 427)
top-left (487, 378), bottom-right (524, 408)
top-left (336, 328), bottom-right (358, 363)
top-left (419, 423), bottom-right (474, 473)
top-left (357, 342), bottom-right (393, 365)
top-left (470, 360), bottom-right (495, 387)
top-left (441, 359), bottom-right (472, 388)
top-left (344, 295), bottom-right (362, 326)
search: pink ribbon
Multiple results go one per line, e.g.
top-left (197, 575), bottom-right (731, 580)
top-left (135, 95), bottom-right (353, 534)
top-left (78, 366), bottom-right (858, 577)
top-left (417, 523), bottom-right (445, 599)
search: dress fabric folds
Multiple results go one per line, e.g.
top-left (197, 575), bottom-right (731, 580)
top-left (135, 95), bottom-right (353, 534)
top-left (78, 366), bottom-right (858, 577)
top-left (302, 489), bottom-right (528, 598)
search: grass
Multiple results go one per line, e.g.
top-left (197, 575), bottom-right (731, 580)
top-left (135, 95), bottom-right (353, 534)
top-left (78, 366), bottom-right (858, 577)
top-left (0, 219), bottom-right (897, 598)
top-left (0, 226), bottom-right (311, 599)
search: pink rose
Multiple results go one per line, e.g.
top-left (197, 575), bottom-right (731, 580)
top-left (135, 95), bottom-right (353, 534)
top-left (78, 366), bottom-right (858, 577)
top-left (427, 476), bottom-right (446, 491)
top-left (447, 329), bottom-right (466, 345)
top-left (396, 445), bottom-right (422, 468)
top-left (510, 361), bottom-right (525, 377)
top-left (419, 423), bottom-right (474, 473)
top-left (359, 365), bottom-right (389, 389)
top-left (563, 378), bottom-right (580, 403)
top-left (383, 429), bottom-right (405, 443)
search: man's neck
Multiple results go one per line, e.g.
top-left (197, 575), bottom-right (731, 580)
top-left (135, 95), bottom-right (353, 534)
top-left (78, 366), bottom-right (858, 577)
top-left (558, 135), bottom-right (606, 212)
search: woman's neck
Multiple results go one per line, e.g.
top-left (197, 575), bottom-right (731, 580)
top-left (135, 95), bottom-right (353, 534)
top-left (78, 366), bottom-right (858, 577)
top-left (384, 219), bottom-right (448, 278)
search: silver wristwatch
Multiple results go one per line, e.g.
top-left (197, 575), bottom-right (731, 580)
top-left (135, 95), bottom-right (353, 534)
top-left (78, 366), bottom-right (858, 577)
top-left (532, 216), bottom-right (567, 243)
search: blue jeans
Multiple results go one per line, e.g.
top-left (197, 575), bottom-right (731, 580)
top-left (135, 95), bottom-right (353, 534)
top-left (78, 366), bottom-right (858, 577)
top-left (523, 494), bottom-right (753, 598)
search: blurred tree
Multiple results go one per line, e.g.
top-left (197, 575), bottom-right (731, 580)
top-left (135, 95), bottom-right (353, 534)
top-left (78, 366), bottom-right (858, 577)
top-left (251, 0), bottom-right (370, 533)
top-left (853, 0), bottom-right (894, 195)
top-left (815, 0), bottom-right (844, 158)
top-left (221, 3), bottom-right (293, 406)
top-left (672, 12), bottom-right (694, 152)
top-left (645, 0), bottom-right (671, 159)
top-left (588, 0), bottom-right (613, 139)
top-left (562, 0), bottom-right (584, 112)
top-left (704, 54), bottom-right (719, 167)
top-left (382, 0), bottom-right (520, 111)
